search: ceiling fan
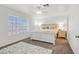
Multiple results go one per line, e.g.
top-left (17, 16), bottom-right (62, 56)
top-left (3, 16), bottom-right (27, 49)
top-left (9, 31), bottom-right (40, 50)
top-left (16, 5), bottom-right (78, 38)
top-left (37, 4), bottom-right (49, 9)
top-left (36, 4), bottom-right (49, 14)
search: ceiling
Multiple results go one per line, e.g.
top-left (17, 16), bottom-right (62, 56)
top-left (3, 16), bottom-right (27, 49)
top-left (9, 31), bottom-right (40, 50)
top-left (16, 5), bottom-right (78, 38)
top-left (2, 4), bottom-right (71, 17)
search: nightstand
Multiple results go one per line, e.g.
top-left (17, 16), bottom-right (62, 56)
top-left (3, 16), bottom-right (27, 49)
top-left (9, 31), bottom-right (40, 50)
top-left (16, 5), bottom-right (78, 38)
top-left (57, 30), bottom-right (67, 39)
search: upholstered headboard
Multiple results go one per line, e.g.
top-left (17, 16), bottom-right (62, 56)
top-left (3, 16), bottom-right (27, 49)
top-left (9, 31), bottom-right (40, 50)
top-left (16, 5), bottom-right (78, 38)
top-left (41, 24), bottom-right (59, 33)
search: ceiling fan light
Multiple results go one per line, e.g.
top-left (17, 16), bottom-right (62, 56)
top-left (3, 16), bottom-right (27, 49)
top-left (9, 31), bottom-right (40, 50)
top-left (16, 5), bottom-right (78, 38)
top-left (36, 10), bottom-right (42, 14)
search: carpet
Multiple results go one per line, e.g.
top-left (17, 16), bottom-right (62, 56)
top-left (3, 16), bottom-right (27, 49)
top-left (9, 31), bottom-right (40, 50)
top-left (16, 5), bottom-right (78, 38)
top-left (0, 42), bottom-right (52, 54)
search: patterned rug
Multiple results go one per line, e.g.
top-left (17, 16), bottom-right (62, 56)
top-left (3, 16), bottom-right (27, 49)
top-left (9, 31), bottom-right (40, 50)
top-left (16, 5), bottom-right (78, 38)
top-left (0, 42), bottom-right (52, 54)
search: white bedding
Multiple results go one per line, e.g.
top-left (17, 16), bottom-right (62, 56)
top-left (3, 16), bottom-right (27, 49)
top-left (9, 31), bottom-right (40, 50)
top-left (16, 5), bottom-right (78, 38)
top-left (31, 31), bottom-right (56, 44)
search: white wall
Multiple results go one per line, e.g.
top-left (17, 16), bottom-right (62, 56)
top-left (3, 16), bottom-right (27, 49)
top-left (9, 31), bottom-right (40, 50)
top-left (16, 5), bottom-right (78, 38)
top-left (0, 5), bottom-right (31, 47)
top-left (31, 15), bottom-right (67, 32)
top-left (67, 5), bottom-right (79, 54)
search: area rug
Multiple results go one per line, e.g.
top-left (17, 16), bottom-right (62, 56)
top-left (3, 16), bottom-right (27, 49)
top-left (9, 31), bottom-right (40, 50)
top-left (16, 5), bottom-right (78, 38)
top-left (0, 42), bottom-right (52, 54)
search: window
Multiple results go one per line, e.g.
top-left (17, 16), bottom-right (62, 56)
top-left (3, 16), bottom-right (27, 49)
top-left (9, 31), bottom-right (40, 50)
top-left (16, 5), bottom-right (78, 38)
top-left (8, 16), bottom-right (27, 36)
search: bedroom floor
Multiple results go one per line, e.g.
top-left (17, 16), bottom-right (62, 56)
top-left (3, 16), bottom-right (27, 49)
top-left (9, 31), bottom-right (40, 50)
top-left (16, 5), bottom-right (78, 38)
top-left (52, 39), bottom-right (74, 54)
top-left (0, 38), bottom-right (74, 54)
top-left (23, 38), bottom-right (74, 54)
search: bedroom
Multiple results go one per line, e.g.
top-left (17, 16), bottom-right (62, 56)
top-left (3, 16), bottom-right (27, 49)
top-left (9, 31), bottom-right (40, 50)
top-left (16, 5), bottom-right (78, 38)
top-left (0, 4), bottom-right (78, 54)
